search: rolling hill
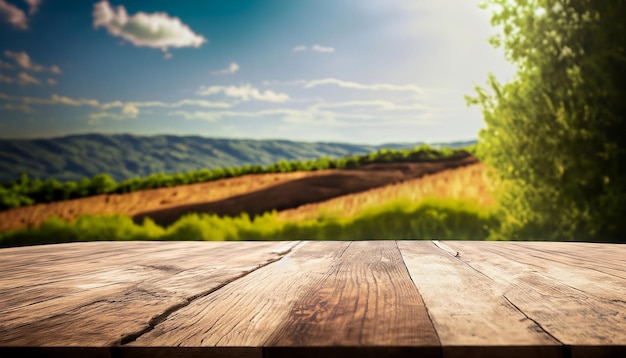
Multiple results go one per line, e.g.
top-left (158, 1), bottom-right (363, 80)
top-left (0, 134), bottom-right (476, 182)
top-left (0, 155), bottom-right (482, 232)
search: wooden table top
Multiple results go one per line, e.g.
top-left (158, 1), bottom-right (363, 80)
top-left (0, 240), bottom-right (624, 358)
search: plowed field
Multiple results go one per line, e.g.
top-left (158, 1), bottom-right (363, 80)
top-left (277, 162), bottom-right (493, 221)
top-left (0, 156), bottom-right (486, 231)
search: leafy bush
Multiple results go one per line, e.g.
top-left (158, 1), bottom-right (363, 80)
top-left (0, 198), bottom-right (495, 248)
top-left (468, 0), bottom-right (626, 242)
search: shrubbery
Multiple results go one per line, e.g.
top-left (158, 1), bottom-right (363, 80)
top-left (469, 1), bottom-right (626, 242)
top-left (0, 197), bottom-right (495, 248)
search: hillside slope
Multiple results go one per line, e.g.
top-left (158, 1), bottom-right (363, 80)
top-left (0, 134), bottom-right (476, 182)
top-left (0, 156), bottom-right (479, 231)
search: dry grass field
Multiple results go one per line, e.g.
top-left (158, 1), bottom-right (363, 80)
top-left (277, 163), bottom-right (493, 221)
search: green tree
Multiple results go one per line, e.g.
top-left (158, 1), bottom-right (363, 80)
top-left (0, 186), bottom-right (34, 210)
top-left (88, 174), bottom-right (117, 195)
top-left (468, 0), bottom-right (626, 241)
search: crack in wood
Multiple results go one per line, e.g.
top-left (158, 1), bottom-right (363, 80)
top-left (502, 295), bottom-right (564, 346)
top-left (116, 242), bottom-right (301, 346)
top-left (431, 240), bottom-right (459, 257)
top-left (140, 264), bottom-right (182, 273)
top-left (433, 242), bottom-right (572, 347)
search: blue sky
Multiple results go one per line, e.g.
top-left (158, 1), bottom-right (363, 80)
top-left (0, 0), bottom-right (516, 144)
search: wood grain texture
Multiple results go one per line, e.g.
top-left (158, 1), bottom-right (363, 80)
top-left (0, 240), bottom-right (624, 358)
top-left (0, 241), bottom-right (297, 346)
top-left (499, 241), bottom-right (626, 279)
top-left (133, 241), bottom-right (440, 351)
top-left (476, 242), bottom-right (626, 303)
top-left (398, 241), bottom-right (561, 356)
top-left (131, 241), bottom-right (351, 347)
top-left (445, 241), bottom-right (626, 348)
top-left (266, 241), bottom-right (439, 347)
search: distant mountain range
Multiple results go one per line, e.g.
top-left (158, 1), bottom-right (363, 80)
top-left (0, 134), bottom-right (476, 182)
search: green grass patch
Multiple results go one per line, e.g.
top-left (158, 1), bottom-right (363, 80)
top-left (0, 197), bottom-right (495, 248)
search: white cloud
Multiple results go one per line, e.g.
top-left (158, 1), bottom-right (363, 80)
top-left (86, 103), bottom-right (140, 124)
top-left (196, 84), bottom-right (289, 103)
top-left (4, 50), bottom-right (37, 70)
top-left (121, 103), bottom-right (139, 117)
top-left (2, 103), bottom-right (32, 112)
top-left (0, 93), bottom-right (232, 115)
top-left (25, 0), bottom-right (41, 15)
top-left (167, 107), bottom-right (404, 127)
top-left (167, 106), bottom-right (402, 127)
top-left (262, 79), bottom-right (307, 86)
top-left (312, 100), bottom-right (394, 109)
top-left (211, 62), bottom-right (239, 75)
top-left (170, 99), bottom-right (231, 108)
top-left (87, 97), bottom-right (233, 122)
top-left (169, 109), bottom-right (311, 122)
top-left (168, 110), bottom-right (222, 122)
top-left (3, 50), bottom-right (61, 73)
top-left (17, 71), bottom-right (39, 85)
top-left (87, 111), bottom-right (130, 124)
top-left (1, 93), bottom-right (100, 106)
top-left (44, 94), bottom-right (99, 106)
top-left (100, 100), bottom-right (124, 109)
top-left (312, 100), bottom-right (428, 111)
top-left (304, 78), bottom-right (423, 95)
top-left (93, 1), bottom-right (207, 54)
top-left (102, 98), bottom-right (232, 110)
top-left (0, 0), bottom-right (27, 30)
top-left (311, 44), bottom-right (335, 53)
top-left (292, 44), bottom-right (335, 53)
top-left (87, 104), bottom-right (141, 123)
top-left (0, 91), bottom-right (437, 129)
top-left (47, 77), bottom-right (57, 85)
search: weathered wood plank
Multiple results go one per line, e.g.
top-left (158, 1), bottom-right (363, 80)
top-left (398, 241), bottom-right (563, 358)
top-left (0, 240), bottom-right (624, 358)
top-left (266, 241), bottom-right (439, 347)
top-left (132, 241), bottom-right (440, 353)
top-left (476, 242), bottom-right (626, 303)
top-left (501, 241), bottom-right (626, 279)
top-left (262, 346), bottom-right (439, 358)
top-left (130, 241), bottom-right (349, 347)
top-left (1, 346), bottom-right (262, 358)
top-left (0, 241), bottom-right (297, 346)
top-left (445, 241), bottom-right (626, 350)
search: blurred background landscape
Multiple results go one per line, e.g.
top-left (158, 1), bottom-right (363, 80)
top-left (1, 0), bottom-right (624, 246)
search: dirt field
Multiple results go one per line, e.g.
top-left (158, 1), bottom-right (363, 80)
top-left (0, 156), bottom-right (481, 231)
top-left (277, 162), bottom-right (493, 221)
